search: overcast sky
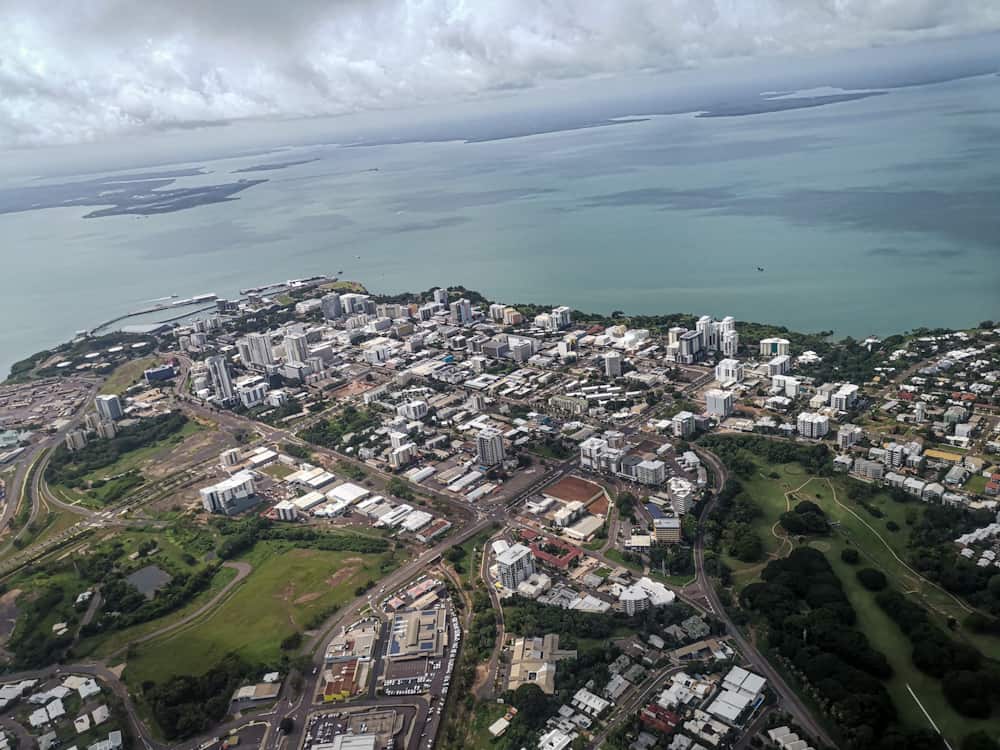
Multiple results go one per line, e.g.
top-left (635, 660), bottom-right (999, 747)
top-left (2, 0), bottom-right (1000, 149)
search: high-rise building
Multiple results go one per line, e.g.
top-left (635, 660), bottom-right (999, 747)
top-left (433, 288), bottom-right (449, 306)
top-left (95, 394), bottom-right (123, 421)
top-left (797, 412), bottom-right (829, 439)
top-left (497, 544), bottom-right (536, 589)
top-left (837, 424), bottom-right (864, 450)
top-left (96, 420), bottom-right (117, 440)
top-left (199, 471), bottom-right (256, 515)
top-left (914, 401), bottom-right (926, 422)
top-left (760, 338), bottom-right (790, 356)
top-left (721, 330), bottom-right (740, 358)
top-left (551, 306), bottom-right (572, 330)
top-left (284, 332), bottom-right (310, 364)
top-left (489, 303), bottom-right (507, 322)
top-left (321, 292), bottom-right (343, 320)
top-left (449, 298), bottom-right (473, 325)
top-left (477, 427), bottom-right (506, 467)
top-left (244, 332), bottom-right (276, 367)
top-left (603, 351), bottom-right (623, 378)
top-left (714, 359), bottom-right (744, 383)
top-left (205, 355), bottom-right (235, 404)
top-left (705, 389), bottom-right (734, 418)
top-left (65, 429), bottom-right (88, 452)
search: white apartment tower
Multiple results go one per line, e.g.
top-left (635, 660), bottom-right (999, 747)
top-left (497, 544), bottom-right (536, 589)
top-left (604, 351), bottom-right (623, 378)
top-left (476, 427), bottom-right (506, 467)
top-left (797, 412), bottom-right (830, 439)
top-left (705, 389), bottom-right (734, 418)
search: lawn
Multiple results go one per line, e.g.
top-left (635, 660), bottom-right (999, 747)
top-left (261, 462), bottom-right (295, 479)
top-left (604, 548), bottom-right (642, 573)
top-left (453, 528), bottom-right (495, 587)
top-left (100, 356), bottom-right (160, 396)
top-left (124, 541), bottom-right (392, 684)
top-left (965, 474), bottom-right (989, 496)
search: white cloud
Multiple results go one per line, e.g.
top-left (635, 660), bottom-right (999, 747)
top-left (1, 0), bottom-right (998, 147)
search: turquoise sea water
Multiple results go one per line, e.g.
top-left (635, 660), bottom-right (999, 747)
top-left (2, 73), bottom-right (1000, 376)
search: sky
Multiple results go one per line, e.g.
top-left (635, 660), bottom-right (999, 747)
top-left (3, 0), bottom-right (1000, 150)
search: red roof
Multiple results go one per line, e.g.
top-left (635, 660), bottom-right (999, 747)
top-left (528, 535), bottom-right (583, 569)
top-left (640, 704), bottom-right (680, 734)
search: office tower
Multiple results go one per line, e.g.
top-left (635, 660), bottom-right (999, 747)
top-left (95, 394), bottom-right (123, 421)
top-left (551, 306), bottom-right (572, 329)
top-left (449, 298), bottom-right (472, 325)
top-left (476, 427), bottom-right (506, 467)
top-left (206, 355), bottom-right (235, 404)
top-left (433, 288), bottom-right (449, 306)
top-left (244, 332), bottom-right (276, 367)
top-left (284, 332), bottom-right (309, 363)
top-left (321, 292), bottom-right (343, 320)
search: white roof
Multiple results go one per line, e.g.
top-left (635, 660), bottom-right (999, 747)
top-left (327, 482), bottom-right (370, 504)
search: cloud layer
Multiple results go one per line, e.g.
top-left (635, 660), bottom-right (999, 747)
top-left (2, 0), bottom-right (1000, 147)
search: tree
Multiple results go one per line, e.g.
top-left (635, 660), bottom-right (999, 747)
top-left (279, 717), bottom-right (295, 734)
top-left (963, 731), bottom-right (1000, 750)
top-left (856, 569), bottom-right (887, 591)
top-left (841, 548), bottom-right (860, 565)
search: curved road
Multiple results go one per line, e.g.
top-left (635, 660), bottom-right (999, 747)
top-left (691, 445), bottom-right (834, 748)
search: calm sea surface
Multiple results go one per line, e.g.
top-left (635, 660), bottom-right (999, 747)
top-left (2, 74), bottom-right (1000, 376)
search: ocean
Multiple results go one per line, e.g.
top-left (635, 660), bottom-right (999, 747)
top-left (2, 68), bottom-right (999, 377)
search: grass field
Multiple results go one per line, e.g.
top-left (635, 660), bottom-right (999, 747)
top-left (124, 541), bottom-right (392, 685)
top-left (100, 356), bottom-right (160, 396)
top-left (51, 420), bottom-right (202, 507)
top-left (76, 565), bottom-right (239, 659)
top-left (604, 548), bottom-right (642, 572)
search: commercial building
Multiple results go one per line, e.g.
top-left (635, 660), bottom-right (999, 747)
top-left (396, 400), bottom-right (428, 420)
top-left (705, 389), bottom-right (734, 418)
top-left (497, 543), bottom-right (536, 589)
top-left (507, 634), bottom-right (577, 694)
top-left (476, 427), bottom-right (506, 467)
top-left (205, 355), bottom-right (235, 404)
top-left (200, 471), bottom-right (257, 515)
top-left (653, 517), bottom-right (682, 544)
top-left (95, 394), bottom-right (123, 421)
top-left (387, 608), bottom-right (448, 661)
top-left (321, 292), bottom-right (343, 320)
top-left (284, 332), bottom-right (310, 363)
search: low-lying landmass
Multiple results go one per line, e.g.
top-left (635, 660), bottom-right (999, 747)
top-left (0, 275), bottom-right (997, 750)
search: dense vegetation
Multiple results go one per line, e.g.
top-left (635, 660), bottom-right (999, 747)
top-left (299, 404), bottom-right (378, 449)
top-left (779, 500), bottom-right (830, 536)
top-left (141, 654), bottom-right (252, 739)
top-left (704, 478), bottom-right (764, 564)
top-left (741, 548), bottom-right (911, 749)
top-left (9, 585), bottom-right (74, 668)
top-left (875, 589), bottom-right (999, 718)
top-left (45, 412), bottom-right (189, 488)
top-left (699, 434), bottom-right (832, 478)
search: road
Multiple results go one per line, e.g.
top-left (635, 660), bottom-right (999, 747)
top-left (688, 445), bottom-right (834, 748)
